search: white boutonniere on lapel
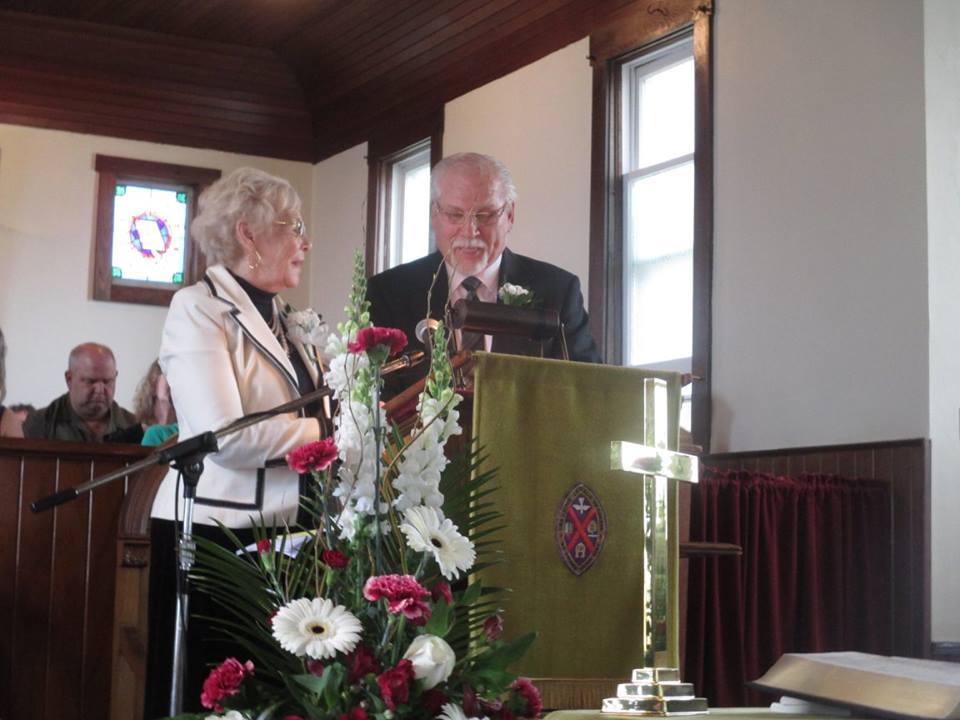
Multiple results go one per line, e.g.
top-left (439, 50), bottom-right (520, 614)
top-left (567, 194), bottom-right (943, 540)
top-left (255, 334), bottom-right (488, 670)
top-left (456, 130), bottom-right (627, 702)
top-left (284, 306), bottom-right (330, 370)
top-left (498, 282), bottom-right (535, 307)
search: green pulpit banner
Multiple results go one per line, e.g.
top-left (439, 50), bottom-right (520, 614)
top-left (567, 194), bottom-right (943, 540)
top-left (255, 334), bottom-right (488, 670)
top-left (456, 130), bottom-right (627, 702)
top-left (471, 353), bottom-right (683, 709)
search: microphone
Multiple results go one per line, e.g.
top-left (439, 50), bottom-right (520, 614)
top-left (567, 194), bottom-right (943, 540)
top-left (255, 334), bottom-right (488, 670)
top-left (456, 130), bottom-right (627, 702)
top-left (415, 318), bottom-right (440, 346)
top-left (382, 351), bottom-right (426, 375)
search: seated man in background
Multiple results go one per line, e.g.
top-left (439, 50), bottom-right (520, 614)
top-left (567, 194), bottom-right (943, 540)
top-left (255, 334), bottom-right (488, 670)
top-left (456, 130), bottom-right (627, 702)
top-left (366, 151), bottom-right (601, 391)
top-left (22, 342), bottom-right (137, 443)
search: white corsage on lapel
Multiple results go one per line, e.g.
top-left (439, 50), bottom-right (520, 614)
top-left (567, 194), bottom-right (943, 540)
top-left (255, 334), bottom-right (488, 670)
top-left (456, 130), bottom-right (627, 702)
top-left (498, 282), bottom-right (535, 307)
top-left (283, 305), bottom-right (329, 386)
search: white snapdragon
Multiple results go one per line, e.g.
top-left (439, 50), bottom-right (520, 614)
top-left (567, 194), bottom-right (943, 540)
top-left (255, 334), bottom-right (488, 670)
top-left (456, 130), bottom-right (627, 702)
top-left (392, 393), bottom-right (462, 511)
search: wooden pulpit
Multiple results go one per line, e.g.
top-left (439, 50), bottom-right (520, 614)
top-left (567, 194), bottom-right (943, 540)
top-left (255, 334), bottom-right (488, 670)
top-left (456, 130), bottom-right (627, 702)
top-left (468, 353), bottom-right (689, 710)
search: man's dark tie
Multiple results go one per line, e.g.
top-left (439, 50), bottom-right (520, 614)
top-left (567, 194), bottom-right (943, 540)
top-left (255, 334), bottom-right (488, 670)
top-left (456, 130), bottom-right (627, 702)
top-left (459, 276), bottom-right (484, 352)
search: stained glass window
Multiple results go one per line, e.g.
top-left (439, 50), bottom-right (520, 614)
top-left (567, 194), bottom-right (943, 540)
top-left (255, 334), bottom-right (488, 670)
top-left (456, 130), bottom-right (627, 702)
top-left (111, 184), bottom-right (189, 286)
top-left (93, 155), bottom-right (220, 306)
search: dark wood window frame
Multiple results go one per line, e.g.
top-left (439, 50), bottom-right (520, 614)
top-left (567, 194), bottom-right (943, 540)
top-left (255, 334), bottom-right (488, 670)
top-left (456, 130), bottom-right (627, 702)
top-left (365, 110), bottom-right (444, 276)
top-left (588, 1), bottom-right (714, 450)
top-left (93, 154), bottom-right (221, 306)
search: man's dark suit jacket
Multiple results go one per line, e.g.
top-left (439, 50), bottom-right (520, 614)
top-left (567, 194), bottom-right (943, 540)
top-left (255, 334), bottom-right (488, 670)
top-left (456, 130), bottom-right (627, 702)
top-left (366, 248), bottom-right (601, 392)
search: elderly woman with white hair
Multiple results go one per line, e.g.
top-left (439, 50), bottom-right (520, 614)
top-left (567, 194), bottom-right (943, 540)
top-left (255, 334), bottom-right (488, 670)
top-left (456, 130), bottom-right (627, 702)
top-left (146, 167), bottom-right (327, 716)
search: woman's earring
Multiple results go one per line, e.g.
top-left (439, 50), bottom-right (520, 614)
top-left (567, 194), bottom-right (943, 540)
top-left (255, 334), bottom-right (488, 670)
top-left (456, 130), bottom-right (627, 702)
top-left (248, 249), bottom-right (263, 271)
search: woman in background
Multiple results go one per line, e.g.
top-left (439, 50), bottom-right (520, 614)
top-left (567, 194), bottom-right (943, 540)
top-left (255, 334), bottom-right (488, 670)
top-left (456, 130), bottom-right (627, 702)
top-left (0, 328), bottom-right (24, 438)
top-left (131, 359), bottom-right (178, 446)
top-left (145, 167), bottom-right (325, 717)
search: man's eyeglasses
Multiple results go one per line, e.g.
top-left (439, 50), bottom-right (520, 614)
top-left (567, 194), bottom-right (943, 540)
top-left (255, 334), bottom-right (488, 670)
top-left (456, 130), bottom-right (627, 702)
top-left (433, 203), bottom-right (508, 228)
top-left (275, 217), bottom-right (307, 238)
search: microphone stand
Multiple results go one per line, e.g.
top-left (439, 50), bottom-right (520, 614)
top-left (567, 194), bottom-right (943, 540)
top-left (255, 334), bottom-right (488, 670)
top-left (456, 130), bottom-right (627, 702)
top-left (30, 384), bottom-right (335, 716)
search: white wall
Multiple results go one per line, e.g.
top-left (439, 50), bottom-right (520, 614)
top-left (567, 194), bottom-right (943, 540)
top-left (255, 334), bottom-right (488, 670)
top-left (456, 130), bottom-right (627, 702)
top-left (444, 37), bottom-right (593, 292)
top-left (307, 143), bottom-right (369, 331)
top-left (711, 0), bottom-right (928, 452)
top-left (0, 124), bottom-right (313, 409)
top-left (925, 0), bottom-right (960, 642)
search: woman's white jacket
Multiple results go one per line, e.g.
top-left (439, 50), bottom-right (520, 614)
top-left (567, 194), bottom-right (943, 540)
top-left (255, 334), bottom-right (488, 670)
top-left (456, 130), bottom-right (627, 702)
top-left (153, 264), bottom-right (322, 528)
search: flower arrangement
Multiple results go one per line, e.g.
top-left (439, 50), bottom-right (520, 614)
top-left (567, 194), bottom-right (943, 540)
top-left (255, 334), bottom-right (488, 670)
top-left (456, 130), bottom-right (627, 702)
top-left (181, 252), bottom-right (539, 720)
top-left (497, 284), bottom-right (534, 308)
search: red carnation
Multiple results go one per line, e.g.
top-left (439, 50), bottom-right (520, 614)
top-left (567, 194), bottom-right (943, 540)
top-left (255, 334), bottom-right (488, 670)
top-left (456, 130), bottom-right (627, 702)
top-left (286, 438), bottom-right (339, 474)
top-left (307, 659), bottom-right (325, 677)
top-left (339, 708), bottom-right (369, 720)
top-left (363, 574), bottom-right (432, 625)
top-left (256, 538), bottom-right (272, 554)
top-left (509, 677), bottom-right (543, 718)
top-left (431, 580), bottom-right (453, 605)
top-left (377, 659), bottom-right (415, 710)
top-left (321, 549), bottom-right (350, 569)
top-left (348, 326), bottom-right (407, 357)
top-left (346, 643), bottom-right (381, 682)
top-left (483, 613), bottom-right (504, 642)
top-left (200, 657), bottom-right (254, 711)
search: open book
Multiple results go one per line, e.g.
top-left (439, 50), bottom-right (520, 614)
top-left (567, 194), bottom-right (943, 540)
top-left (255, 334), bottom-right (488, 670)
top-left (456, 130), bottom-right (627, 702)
top-left (750, 652), bottom-right (960, 720)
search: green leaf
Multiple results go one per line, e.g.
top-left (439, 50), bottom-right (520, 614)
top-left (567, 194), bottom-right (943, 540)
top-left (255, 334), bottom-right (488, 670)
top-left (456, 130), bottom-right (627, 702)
top-left (423, 596), bottom-right (453, 636)
top-left (476, 632), bottom-right (538, 671)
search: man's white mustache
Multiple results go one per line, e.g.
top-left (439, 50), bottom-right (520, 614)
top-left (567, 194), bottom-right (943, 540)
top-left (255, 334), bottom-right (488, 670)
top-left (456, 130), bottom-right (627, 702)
top-left (451, 240), bottom-right (486, 250)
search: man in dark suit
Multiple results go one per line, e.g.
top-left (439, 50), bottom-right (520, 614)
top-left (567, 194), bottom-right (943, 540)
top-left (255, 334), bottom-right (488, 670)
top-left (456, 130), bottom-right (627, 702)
top-left (366, 152), bottom-right (601, 391)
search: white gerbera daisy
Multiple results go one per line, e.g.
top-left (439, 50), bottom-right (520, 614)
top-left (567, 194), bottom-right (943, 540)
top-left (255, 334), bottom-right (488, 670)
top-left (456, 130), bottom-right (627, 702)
top-left (438, 703), bottom-right (489, 720)
top-left (400, 505), bottom-right (476, 580)
top-left (271, 597), bottom-right (363, 659)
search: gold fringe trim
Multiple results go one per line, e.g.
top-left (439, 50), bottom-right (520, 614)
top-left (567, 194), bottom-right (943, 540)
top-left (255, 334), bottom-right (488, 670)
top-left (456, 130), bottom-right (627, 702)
top-left (532, 677), bottom-right (619, 711)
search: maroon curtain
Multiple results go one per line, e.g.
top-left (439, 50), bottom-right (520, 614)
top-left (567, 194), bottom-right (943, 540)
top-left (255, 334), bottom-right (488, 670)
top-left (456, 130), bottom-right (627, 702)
top-left (683, 469), bottom-right (892, 706)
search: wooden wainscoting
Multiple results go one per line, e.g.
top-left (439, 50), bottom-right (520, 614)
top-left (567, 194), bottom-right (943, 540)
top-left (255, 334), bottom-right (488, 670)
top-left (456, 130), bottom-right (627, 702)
top-left (703, 438), bottom-right (930, 658)
top-left (0, 438), bottom-right (150, 720)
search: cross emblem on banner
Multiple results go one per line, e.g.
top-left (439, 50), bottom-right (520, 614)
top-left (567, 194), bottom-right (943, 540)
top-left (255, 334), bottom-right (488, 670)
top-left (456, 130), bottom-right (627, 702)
top-left (610, 377), bottom-right (699, 669)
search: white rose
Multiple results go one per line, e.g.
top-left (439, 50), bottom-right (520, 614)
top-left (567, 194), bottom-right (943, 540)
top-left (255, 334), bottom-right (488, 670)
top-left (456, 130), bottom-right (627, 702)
top-left (402, 634), bottom-right (455, 689)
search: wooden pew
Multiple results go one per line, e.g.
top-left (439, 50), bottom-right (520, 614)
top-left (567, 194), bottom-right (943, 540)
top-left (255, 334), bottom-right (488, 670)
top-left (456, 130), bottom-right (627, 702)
top-left (0, 438), bottom-right (153, 720)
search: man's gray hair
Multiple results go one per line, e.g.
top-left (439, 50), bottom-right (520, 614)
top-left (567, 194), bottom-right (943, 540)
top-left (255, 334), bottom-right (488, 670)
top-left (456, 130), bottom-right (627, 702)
top-left (430, 152), bottom-right (518, 205)
top-left (191, 167), bottom-right (302, 266)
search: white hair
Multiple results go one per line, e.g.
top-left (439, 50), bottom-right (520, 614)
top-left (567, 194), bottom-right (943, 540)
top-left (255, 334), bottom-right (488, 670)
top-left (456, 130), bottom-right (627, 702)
top-left (191, 167), bottom-right (302, 266)
top-left (430, 152), bottom-right (517, 205)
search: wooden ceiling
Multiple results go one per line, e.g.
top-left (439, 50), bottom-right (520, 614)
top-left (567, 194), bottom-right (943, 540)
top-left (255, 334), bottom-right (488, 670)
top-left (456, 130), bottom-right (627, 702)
top-left (0, 0), bottom-right (688, 162)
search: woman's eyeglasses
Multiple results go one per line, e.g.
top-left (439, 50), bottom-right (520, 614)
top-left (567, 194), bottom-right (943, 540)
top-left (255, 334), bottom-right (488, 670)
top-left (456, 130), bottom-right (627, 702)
top-left (275, 217), bottom-right (306, 238)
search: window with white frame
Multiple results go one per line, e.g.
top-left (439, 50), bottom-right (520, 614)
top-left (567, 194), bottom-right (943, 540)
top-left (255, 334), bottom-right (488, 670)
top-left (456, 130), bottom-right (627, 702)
top-left (621, 36), bottom-right (696, 429)
top-left (386, 143), bottom-right (431, 269)
top-left (366, 113), bottom-right (442, 277)
top-left (589, 9), bottom-right (712, 450)
top-left (621, 37), bottom-right (694, 371)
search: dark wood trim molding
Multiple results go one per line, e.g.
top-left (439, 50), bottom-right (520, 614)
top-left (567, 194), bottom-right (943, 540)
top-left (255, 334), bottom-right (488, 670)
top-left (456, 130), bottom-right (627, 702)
top-left (587, 0), bottom-right (713, 450)
top-left (92, 155), bottom-right (220, 307)
top-left (690, 3), bottom-right (714, 452)
top-left (364, 110), bottom-right (444, 276)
